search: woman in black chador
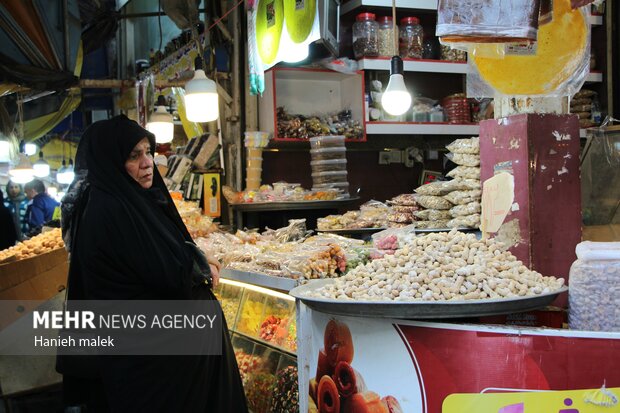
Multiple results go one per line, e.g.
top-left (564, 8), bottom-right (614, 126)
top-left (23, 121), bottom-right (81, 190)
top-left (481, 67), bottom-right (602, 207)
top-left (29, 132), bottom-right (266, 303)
top-left (59, 115), bottom-right (248, 412)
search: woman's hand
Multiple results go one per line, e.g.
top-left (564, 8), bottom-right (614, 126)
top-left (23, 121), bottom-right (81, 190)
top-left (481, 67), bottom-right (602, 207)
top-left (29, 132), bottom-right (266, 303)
top-left (209, 264), bottom-right (220, 288)
top-left (206, 252), bottom-right (221, 288)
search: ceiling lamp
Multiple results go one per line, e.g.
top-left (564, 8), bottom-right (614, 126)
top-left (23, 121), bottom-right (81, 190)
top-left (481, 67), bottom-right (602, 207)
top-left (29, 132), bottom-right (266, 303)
top-left (184, 56), bottom-right (219, 123)
top-left (0, 134), bottom-right (10, 163)
top-left (9, 153), bottom-right (35, 184)
top-left (147, 95), bottom-right (174, 144)
top-left (24, 142), bottom-right (38, 156)
top-left (381, 0), bottom-right (412, 116)
top-left (33, 151), bottom-right (50, 177)
top-left (57, 159), bottom-right (75, 185)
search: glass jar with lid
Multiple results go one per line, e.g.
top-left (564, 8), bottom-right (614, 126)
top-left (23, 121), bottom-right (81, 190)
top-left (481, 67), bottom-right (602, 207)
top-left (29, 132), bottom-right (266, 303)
top-left (353, 13), bottom-right (379, 59)
top-left (377, 16), bottom-right (398, 57)
top-left (399, 17), bottom-right (423, 59)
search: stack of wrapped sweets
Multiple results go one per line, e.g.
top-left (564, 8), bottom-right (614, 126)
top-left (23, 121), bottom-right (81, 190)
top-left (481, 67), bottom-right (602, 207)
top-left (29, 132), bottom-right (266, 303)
top-left (386, 194), bottom-right (420, 228)
top-left (571, 88), bottom-right (597, 128)
top-left (413, 137), bottom-right (481, 229)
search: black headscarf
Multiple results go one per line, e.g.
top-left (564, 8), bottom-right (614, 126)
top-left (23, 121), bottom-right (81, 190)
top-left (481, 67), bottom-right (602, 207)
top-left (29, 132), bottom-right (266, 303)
top-left (61, 115), bottom-right (248, 412)
top-left (65, 114), bottom-right (194, 300)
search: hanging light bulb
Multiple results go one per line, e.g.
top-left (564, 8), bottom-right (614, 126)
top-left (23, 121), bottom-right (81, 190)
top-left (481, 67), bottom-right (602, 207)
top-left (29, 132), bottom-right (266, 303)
top-left (9, 153), bottom-right (35, 184)
top-left (24, 142), bottom-right (38, 156)
top-left (33, 151), bottom-right (50, 177)
top-left (0, 134), bottom-right (10, 163)
top-left (57, 159), bottom-right (75, 185)
top-left (381, 56), bottom-right (412, 116)
top-left (147, 95), bottom-right (174, 144)
top-left (381, 0), bottom-right (412, 117)
top-left (184, 56), bottom-right (219, 122)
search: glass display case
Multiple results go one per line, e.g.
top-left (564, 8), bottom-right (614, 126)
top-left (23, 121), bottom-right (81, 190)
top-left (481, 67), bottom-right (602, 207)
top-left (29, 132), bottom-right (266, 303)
top-left (214, 279), bottom-right (299, 412)
top-left (581, 124), bottom-right (620, 241)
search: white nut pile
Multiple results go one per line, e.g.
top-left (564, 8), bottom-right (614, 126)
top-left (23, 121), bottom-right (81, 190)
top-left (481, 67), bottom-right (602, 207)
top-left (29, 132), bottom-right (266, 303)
top-left (306, 230), bottom-right (565, 302)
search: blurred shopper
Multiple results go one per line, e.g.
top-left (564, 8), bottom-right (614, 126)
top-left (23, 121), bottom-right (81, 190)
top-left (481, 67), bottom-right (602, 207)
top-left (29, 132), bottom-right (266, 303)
top-left (4, 181), bottom-right (29, 240)
top-left (0, 190), bottom-right (18, 249)
top-left (24, 179), bottom-right (59, 233)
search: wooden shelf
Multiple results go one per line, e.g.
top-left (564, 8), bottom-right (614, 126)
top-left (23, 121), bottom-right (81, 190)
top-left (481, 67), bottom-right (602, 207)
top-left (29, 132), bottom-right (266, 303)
top-left (366, 122), bottom-right (479, 135)
top-left (358, 58), bottom-right (468, 74)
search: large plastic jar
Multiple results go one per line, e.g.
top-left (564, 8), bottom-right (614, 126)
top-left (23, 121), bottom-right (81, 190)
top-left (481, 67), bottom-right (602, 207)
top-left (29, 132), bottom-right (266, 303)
top-left (568, 241), bottom-right (620, 331)
top-left (353, 13), bottom-right (379, 59)
top-left (377, 16), bottom-right (397, 57)
top-left (399, 17), bottom-right (423, 59)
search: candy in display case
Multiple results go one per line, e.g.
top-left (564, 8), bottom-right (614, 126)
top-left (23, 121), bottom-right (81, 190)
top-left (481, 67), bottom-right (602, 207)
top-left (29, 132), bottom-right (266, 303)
top-left (235, 289), bottom-right (267, 338)
top-left (213, 281), bottom-right (243, 328)
top-left (259, 295), bottom-right (296, 351)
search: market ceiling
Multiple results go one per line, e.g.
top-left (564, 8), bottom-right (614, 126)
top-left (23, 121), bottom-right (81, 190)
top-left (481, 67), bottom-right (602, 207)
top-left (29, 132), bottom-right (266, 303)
top-left (0, 0), bottom-right (206, 139)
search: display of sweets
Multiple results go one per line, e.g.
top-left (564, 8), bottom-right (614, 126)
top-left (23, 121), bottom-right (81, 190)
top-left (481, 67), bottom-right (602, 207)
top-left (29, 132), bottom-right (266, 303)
top-left (270, 366), bottom-right (299, 413)
top-left (0, 228), bottom-right (64, 263)
top-left (276, 106), bottom-right (363, 140)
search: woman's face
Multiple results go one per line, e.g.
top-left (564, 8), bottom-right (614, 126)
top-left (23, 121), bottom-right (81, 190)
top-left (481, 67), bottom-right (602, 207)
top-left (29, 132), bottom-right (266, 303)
top-left (7, 183), bottom-right (21, 198)
top-left (125, 138), bottom-right (154, 189)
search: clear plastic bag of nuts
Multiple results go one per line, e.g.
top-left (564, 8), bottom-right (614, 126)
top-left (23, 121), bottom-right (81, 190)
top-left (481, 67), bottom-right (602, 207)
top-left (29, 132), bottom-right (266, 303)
top-left (569, 241), bottom-right (620, 332)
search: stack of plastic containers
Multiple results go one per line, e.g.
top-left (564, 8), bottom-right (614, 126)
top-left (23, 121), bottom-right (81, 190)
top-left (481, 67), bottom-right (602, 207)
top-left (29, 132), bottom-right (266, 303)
top-left (310, 136), bottom-right (349, 196)
top-left (244, 131), bottom-right (270, 190)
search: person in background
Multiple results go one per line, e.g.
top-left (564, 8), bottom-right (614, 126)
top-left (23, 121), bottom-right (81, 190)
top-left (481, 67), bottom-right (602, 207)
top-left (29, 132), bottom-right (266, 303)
top-left (24, 179), bottom-right (59, 232)
top-left (0, 190), bottom-right (18, 249)
top-left (4, 181), bottom-right (29, 240)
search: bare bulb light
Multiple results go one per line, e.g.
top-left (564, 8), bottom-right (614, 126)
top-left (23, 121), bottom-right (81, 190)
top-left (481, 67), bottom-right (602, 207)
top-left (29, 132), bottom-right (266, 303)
top-left (9, 153), bottom-right (35, 184)
top-left (33, 151), bottom-right (50, 177)
top-left (184, 56), bottom-right (219, 123)
top-left (147, 95), bottom-right (174, 143)
top-left (381, 56), bottom-right (412, 116)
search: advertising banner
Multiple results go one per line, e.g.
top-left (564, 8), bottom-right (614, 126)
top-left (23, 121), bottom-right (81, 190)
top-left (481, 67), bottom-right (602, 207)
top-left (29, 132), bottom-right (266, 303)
top-left (296, 304), bottom-right (620, 413)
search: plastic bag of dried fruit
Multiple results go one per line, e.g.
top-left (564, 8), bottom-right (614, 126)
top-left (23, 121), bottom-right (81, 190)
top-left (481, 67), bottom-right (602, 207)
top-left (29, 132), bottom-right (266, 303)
top-left (372, 224), bottom-right (418, 251)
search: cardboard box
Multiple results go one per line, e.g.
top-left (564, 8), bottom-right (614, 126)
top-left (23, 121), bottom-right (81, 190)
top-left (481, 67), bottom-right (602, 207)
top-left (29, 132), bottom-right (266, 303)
top-left (0, 248), bottom-right (68, 293)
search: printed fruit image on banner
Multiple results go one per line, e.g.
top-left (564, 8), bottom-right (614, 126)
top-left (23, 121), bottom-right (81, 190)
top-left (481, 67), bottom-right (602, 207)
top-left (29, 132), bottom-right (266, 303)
top-left (310, 319), bottom-right (405, 413)
top-left (284, 0), bottom-right (316, 43)
top-left (472, 0), bottom-right (588, 96)
top-left (257, 0), bottom-right (284, 65)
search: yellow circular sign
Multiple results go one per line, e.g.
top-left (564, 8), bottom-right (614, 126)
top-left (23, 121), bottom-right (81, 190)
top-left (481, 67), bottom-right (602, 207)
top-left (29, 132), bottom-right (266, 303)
top-left (472, 0), bottom-right (587, 96)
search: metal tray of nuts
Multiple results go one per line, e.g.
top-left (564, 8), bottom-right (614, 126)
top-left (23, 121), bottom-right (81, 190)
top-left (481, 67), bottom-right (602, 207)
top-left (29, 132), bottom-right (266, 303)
top-left (290, 280), bottom-right (568, 319)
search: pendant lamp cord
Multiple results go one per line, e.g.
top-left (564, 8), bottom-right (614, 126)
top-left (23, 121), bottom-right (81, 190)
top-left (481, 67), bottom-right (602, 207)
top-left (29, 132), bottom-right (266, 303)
top-left (189, 0), bottom-right (244, 64)
top-left (392, 0), bottom-right (397, 54)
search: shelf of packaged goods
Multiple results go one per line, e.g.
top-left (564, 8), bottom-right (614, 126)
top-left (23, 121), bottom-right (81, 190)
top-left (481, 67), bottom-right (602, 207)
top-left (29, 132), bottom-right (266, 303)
top-left (231, 330), bottom-right (297, 358)
top-left (221, 269), bottom-right (299, 293)
top-left (358, 58), bottom-right (468, 74)
top-left (366, 122), bottom-right (480, 135)
top-left (341, 0), bottom-right (437, 14)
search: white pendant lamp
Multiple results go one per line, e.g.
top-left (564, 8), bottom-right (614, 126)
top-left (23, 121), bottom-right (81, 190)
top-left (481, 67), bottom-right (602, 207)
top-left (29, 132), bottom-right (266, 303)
top-left (57, 159), bottom-right (75, 185)
top-left (9, 153), bottom-right (35, 184)
top-left (147, 95), bottom-right (174, 144)
top-left (381, 57), bottom-right (412, 116)
top-left (381, 0), bottom-right (412, 116)
top-left (184, 56), bottom-right (219, 123)
top-left (24, 142), bottom-right (38, 156)
top-left (33, 151), bottom-right (50, 177)
top-left (0, 136), bottom-right (9, 163)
